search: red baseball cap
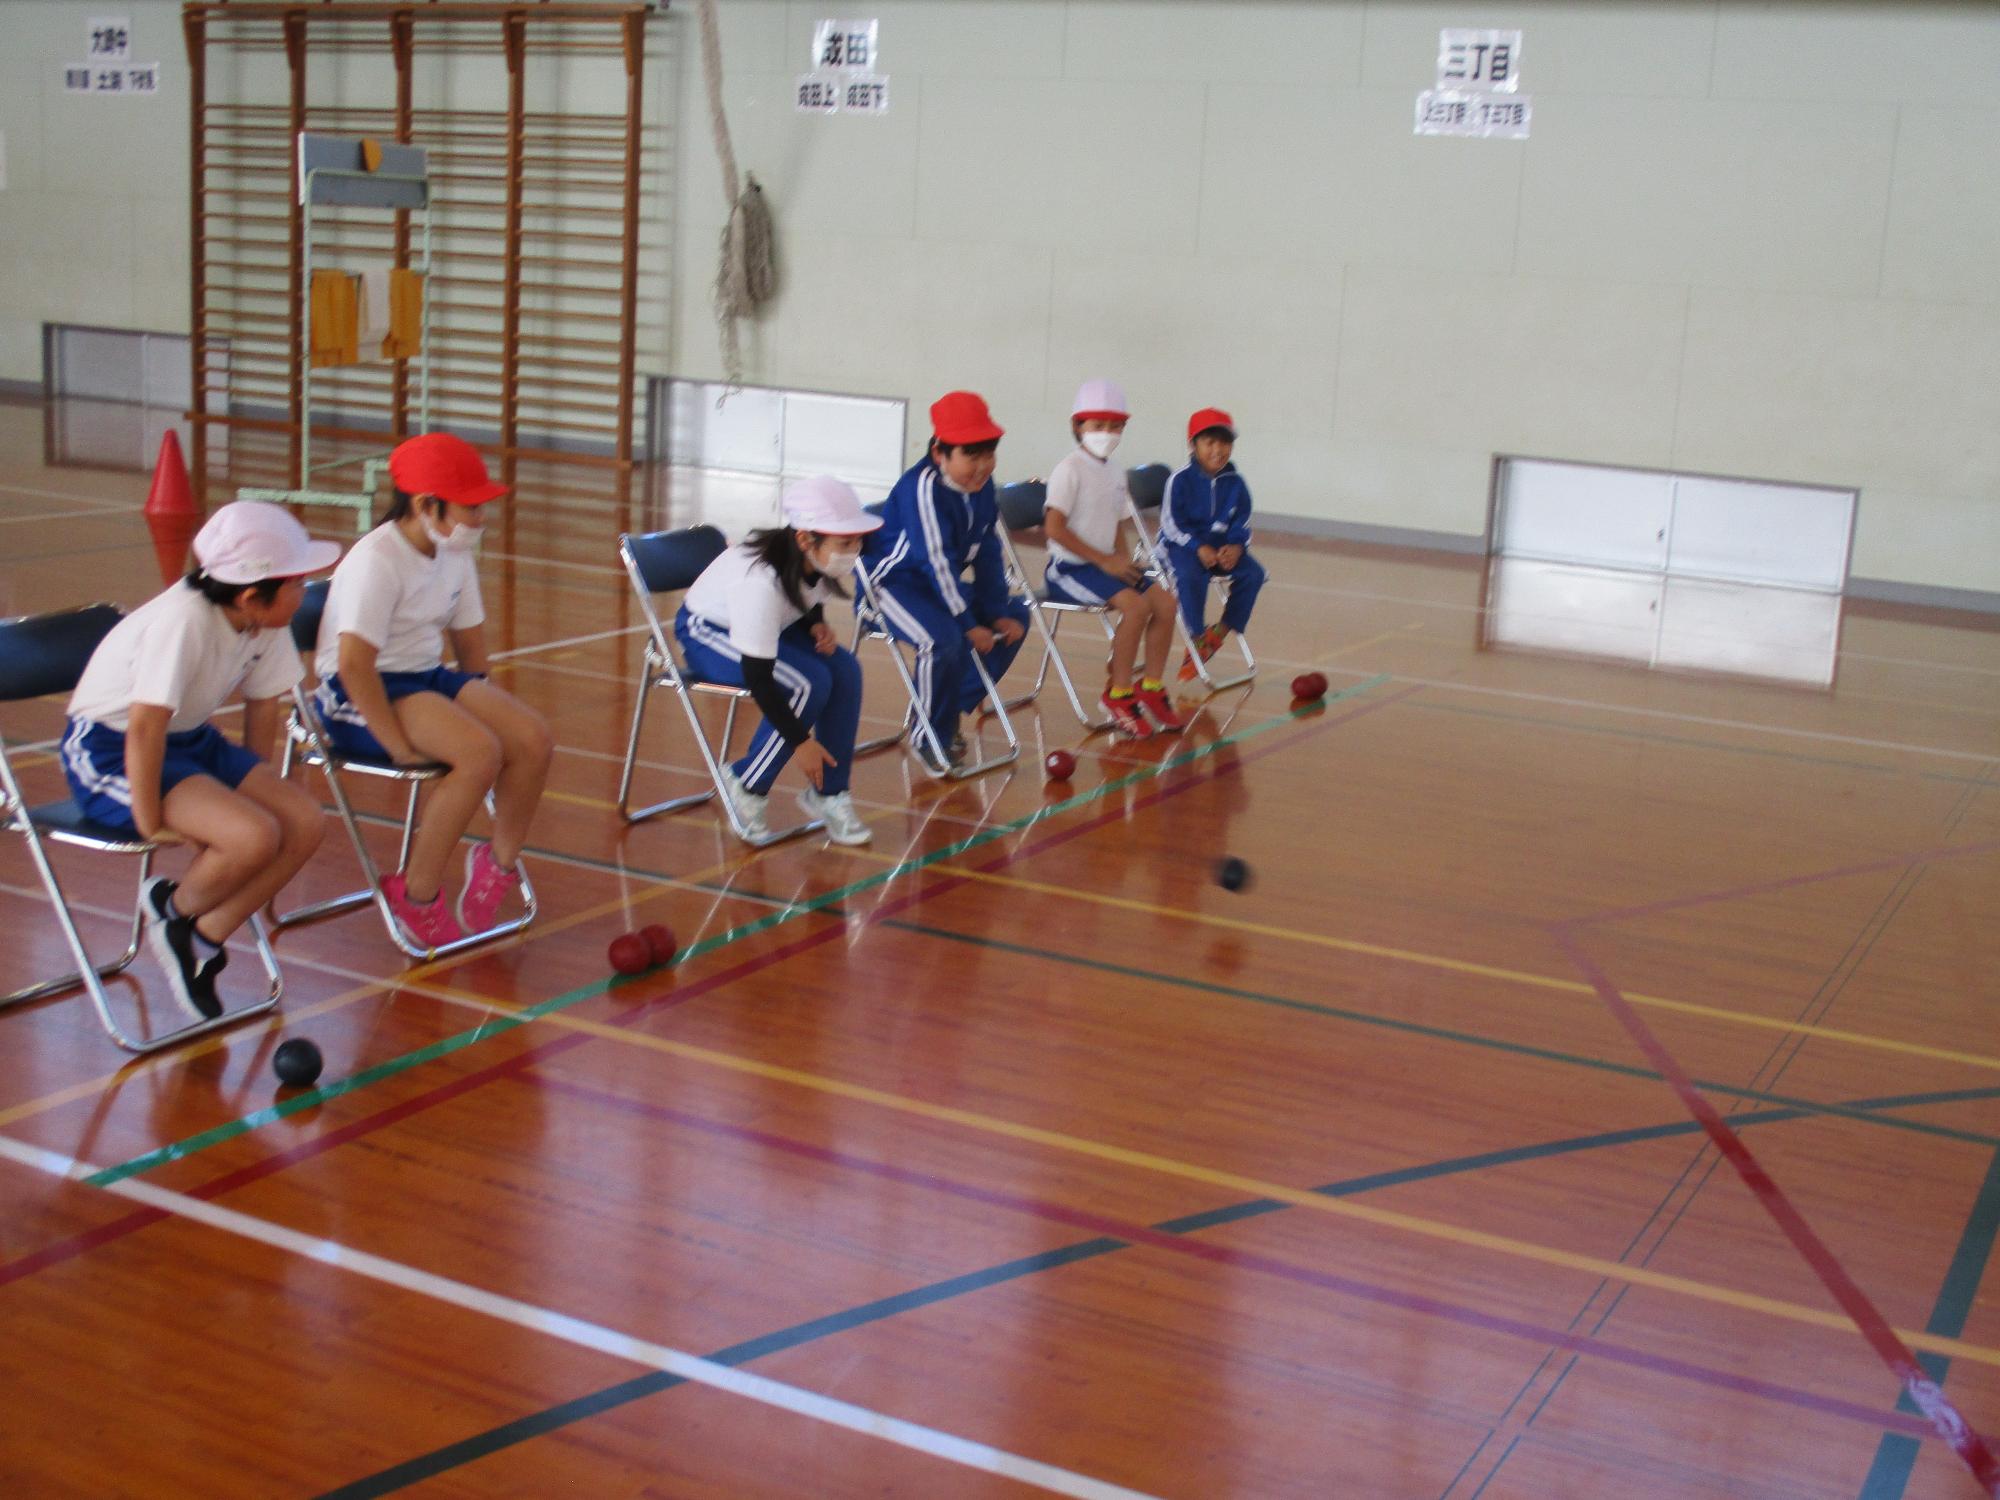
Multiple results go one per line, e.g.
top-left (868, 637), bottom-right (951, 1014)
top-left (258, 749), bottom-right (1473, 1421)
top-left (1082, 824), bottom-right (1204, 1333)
top-left (388, 432), bottom-right (508, 506)
top-left (930, 390), bottom-right (1004, 446)
top-left (1187, 407), bottom-right (1236, 443)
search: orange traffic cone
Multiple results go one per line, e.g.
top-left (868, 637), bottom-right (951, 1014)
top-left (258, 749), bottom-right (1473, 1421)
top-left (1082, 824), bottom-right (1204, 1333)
top-left (144, 429), bottom-right (198, 520)
top-left (147, 513), bottom-right (197, 586)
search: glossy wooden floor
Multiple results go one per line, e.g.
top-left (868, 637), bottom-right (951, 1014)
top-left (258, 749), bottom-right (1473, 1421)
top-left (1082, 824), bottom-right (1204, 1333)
top-left (3, 397), bottom-right (1999, 1499)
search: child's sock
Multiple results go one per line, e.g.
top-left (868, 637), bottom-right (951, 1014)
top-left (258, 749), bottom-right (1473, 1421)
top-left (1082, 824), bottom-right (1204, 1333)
top-left (1141, 678), bottom-right (1164, 693)
top-left (1108, 685), bottom-right (1134, 699)
top-left (190, 925), bottom-right (223, 960)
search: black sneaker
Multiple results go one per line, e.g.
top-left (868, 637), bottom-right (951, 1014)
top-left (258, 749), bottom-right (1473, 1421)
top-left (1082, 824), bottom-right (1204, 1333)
top-left (192, 945), bottom-right (229, 1018)
top-left (142, 877), bottom-right (218, 1021)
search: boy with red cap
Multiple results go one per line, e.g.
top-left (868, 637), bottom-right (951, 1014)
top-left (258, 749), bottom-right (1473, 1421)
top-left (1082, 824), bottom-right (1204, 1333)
top-left (63, 501), bottom-right (339, 1017)
top-left (1041, 377), bottom-right (1185, 737)
top-left (312, 431), bottom-right (552, 949)
top-left (859, 390), bottom-right (1031, 772)
top-left (1162, 407), bottom-right (1266, 680)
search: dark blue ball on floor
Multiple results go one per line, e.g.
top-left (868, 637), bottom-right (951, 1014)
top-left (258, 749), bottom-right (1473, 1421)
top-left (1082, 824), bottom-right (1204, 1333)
top-left (1215, 856), bottom-right (1252, 893)
top-left (273, 1037), bottom-right (324, 1089)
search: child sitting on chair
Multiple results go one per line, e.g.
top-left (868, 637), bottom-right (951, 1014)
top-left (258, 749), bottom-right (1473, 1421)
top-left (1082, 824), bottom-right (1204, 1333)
top-left (858, 391), bottom-right (1032, 774)
top-left (313, 431), bottom-right (552, 948)
top-left (63, 501), bottom-right (339, 1018)
top-left (675, 475), bottom-right (879, 847)
top-left (1041, 377), bottom-right (1185, 739)
top-left (1161, 407), bottom-right (1266, 681)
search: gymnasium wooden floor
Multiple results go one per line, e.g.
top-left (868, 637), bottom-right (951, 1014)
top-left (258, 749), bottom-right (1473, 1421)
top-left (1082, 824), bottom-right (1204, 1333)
top-left (3, 397), bottom-right (1999, 1498)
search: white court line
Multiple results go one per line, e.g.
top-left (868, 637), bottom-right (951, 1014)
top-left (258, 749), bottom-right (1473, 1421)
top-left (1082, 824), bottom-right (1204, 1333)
top-left (0, 505), bottom-right (139, 526)
top-left (0, 483), bottom-right (135, 510)
top-left (490, 624), bottom-right (644, 660)
top-left (1316, 664), bottom-right (2000, 765)
top-left (0, 1134), bottom-right (1162, 1500)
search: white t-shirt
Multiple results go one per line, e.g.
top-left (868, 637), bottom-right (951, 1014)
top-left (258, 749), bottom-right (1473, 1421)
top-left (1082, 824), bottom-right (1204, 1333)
top-left (1044, 447), bottom-right (1128, 564)
top-left (316, 522), bottom-right (484, 678)
top-left (68, 582), bottom-right (303, 734)
top-left (682, 542), bottom-right (829, 659)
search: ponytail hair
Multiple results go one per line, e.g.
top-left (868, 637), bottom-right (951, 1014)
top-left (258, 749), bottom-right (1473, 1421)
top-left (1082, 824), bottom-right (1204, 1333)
top-left (744, 527), bottom-right (849, 612)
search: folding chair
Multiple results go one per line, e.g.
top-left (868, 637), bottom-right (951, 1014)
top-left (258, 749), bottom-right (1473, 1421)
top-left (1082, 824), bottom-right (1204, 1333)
top-left (991, 480), bottom-right (1115, 732)
top-left (269, 579), bottom-right (538, 960)
top-left (848, 508), bottom-right (1020, 780)
top-left (1126, 463), bottom-right (1258, 691)
top-left (1, 603), bottom-right (282, 1053)
top-left (616, 526), bottom-right (827, 844)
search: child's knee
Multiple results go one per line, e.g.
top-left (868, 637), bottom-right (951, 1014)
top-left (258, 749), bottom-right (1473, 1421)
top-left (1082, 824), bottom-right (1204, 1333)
top-left (228, 804), bottom-right (284, 866)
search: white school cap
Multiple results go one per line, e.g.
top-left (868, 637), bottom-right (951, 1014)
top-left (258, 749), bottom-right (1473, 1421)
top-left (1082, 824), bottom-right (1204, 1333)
top-left (782, 475), bottom-right (882, 535)
top-left (193, 501), bottom-right (342, 585)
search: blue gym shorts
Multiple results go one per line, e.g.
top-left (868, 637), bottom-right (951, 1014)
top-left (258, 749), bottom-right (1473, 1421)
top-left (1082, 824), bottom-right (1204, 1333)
top-left (313, 665), bottom-right (479, 762)
top-left (1044, 559), bottom-right (1154, 608)
top-left (60, 718), bottom-right (262, 833)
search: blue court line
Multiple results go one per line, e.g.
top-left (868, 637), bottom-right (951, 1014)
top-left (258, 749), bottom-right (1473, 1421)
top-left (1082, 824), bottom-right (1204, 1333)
top-left (1855, 1145), bottom-right (2000, 1499)
top-left (313, 1079), bottom-right (2000, 1498)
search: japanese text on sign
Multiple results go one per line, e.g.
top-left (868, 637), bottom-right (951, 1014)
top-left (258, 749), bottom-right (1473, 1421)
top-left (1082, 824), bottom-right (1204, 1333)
top-left (63, 61), bottom-right (159, 95)
top-left (796, 74), bottom-right (840, 114)
top-left (812, 19), bottom-right (878, 71)
top-left (1414, 91), bottom-right (1530, 138)
top-left (796, 71), bottom-right (889, 116)
top-left (1437, 29), bottom-right (1521, 92)
top-left (89, 18), bottom-right (131, 61)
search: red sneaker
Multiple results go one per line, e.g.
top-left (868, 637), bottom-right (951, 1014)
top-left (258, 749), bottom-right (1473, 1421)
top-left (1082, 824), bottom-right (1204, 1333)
top-left (1098, 691), bottom-right (1154, 739)
top-left (1132, 685), bottom-right (1186, 733)
top-left (383, 873), bottom-right (464, 950)
top-left (1176, 626), bottom-right (1224, 682)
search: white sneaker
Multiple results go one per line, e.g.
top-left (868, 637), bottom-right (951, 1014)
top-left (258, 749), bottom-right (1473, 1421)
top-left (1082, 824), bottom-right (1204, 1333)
top-left (717, 765), bottom-right (770, 842)
top-left (799, 788), bottom-right (872, 846)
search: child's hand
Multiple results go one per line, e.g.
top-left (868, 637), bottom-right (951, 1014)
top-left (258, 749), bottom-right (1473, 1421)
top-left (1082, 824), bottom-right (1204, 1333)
top-left (1218, 544), bottom-right (1242, 571)
top-left (994, 617), bottom-right (1026, 647)
top-left (966, 625), bottom-right (997, 654)
top-left (811, 621), bottom-right (837, 655)
top-left (1106, 555), bottom-right (1144, 586)
top-left (1196, 544), bottom-right (1219, 569)
top-left (794, 737), bottom-right (837, 790)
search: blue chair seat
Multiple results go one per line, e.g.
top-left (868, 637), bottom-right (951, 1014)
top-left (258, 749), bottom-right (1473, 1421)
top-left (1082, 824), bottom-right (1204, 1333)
top-left (28, 799), bottom-right (153, 852)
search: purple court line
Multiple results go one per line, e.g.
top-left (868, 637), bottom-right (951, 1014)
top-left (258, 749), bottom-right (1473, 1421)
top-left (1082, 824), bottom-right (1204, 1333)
top-left (1553, 927), bottom-right (2000, 1496)
top-left (1, 692), bottom-right (1410, 1289)
top-left (1564, 838), bottom-right (2000, 930)
top-left (514, 1068), bottom-right (1937, 1443)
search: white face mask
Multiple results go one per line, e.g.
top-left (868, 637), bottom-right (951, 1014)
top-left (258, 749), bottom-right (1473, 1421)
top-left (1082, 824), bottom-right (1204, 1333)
top-left (815, 548), bottom-right (860, 579)
top-left (1080, 430), bottom-right (1122, 460)
top-left (423, 516), bottom-right (481, 554)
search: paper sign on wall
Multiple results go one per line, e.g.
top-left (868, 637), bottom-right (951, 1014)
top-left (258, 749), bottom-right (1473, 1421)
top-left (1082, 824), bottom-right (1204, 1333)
top-left (1416, 28), bottom-right (1529, 139)
top-left (65, 17), bottom-right (159, 96)
top-left (798, 18), bottom-right (889, 116)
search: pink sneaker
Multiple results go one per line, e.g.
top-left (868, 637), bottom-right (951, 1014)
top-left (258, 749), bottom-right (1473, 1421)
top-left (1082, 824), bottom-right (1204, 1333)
top-left (456, 843), bottom-right (520, 933)
top-left (383, 873), bottom-right (464, 950)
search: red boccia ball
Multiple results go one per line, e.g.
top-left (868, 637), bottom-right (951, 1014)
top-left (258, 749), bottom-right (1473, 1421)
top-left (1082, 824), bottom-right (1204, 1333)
top-left (608, 932), bottom-right (651, 976)
top-left (1290, 672), bottom-right (1322, 700)
top-left (1044, 748), bottom-right (1077, 781)
top-left (640, 923), bottom-right (677, 966)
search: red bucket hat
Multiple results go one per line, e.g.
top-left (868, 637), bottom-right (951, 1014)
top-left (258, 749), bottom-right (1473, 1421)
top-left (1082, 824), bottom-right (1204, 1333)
top-left (1187, 407), bottom-right (1236, 443)
top-left (930, 391), bottom-right (1004, 446)
top-left (388, 432), bottom-right (508, 506)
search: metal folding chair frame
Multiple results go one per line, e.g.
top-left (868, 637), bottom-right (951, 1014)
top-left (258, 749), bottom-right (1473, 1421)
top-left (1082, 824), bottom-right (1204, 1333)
top-left (1, 603), bottom-right (281, 1053)
top-left (1126, 480), bottom-right (1259, 693)
top-left (989, 486), bottom-right (1117, 733)
top-left (268, 687), bottom-right (538, 961)
top-left (615, 531), bottom-right (826, 845)
top-left (847, 558), bottom-right (1020, 780)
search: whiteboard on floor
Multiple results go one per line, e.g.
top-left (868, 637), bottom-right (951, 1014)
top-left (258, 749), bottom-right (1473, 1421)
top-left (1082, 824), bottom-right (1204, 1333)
top-left (1666, 475), bottom-right (1853, 591)
top-left (1495, 458), bottom-right (1673, 573)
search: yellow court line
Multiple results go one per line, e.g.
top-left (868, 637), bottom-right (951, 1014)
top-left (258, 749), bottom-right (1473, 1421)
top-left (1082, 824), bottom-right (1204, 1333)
top-left (347, 971), bottom-right (2000, 1371)
top-left (859, 856), bottom-right (2000, 1075)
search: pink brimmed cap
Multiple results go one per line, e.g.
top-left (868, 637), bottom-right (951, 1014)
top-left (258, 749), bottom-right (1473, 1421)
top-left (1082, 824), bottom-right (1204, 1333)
top-left (782, 474), bottom-right (882, 535)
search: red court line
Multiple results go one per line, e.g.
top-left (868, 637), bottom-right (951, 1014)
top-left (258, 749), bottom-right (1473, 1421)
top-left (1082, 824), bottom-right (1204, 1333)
top-left (1553, 926), bottom-right (2000, 1495)
top-left (1566, 838), bottom-right (2000, 930)
top-left (0, 693), bottom-right (1408, 1288)
top-left (517, 1068), bottom-right (1938, 1442)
